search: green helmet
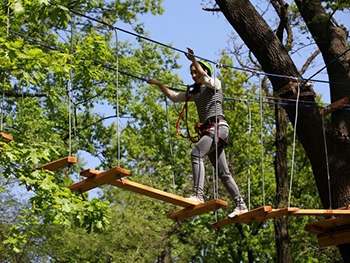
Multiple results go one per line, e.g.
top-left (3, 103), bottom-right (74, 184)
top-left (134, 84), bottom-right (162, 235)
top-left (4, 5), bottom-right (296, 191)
top-left (198, 60), bottom-right (213, 76)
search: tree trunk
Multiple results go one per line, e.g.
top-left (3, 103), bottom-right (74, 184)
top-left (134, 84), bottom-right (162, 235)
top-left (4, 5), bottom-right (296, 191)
top-left (158, 232), bottom-right (171, 263)
top-left (216, 0), bottom-right (350, 259)
top-left (294, 1), bottom-right (350, 260)
top-left (274, 104), bottom-right (292, 263)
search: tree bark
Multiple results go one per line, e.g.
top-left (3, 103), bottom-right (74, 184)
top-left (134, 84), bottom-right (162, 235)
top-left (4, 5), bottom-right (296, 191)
top-left (216, 0), bottom-right (350, 259)
top-left (274, 104), bottom-right (291, 263)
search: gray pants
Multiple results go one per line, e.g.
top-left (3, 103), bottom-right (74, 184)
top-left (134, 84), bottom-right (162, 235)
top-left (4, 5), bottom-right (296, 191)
top-left (191, 121), bottom-right (245, 207)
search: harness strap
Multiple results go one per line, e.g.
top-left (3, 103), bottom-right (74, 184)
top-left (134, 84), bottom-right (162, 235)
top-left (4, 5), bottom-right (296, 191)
top-left (200, 124), bottom-right (229, 146)
top-left (176, 96), bottom-right (199, 143)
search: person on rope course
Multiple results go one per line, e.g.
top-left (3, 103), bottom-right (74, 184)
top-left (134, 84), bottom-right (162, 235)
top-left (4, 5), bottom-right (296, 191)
top-left (147, 47), bottom-right (248, 218)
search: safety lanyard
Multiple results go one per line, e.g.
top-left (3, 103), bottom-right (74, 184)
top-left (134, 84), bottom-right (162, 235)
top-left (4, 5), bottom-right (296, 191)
top-left (175, 95), bottom-right (199, 143)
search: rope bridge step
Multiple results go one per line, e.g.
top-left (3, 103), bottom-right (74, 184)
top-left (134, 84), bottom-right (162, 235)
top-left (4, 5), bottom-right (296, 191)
top-left (167, 199), bottom-right (228, 221)
top-left (36, 156), bottom-right (77, 171)
top-left (69, 167), bottom-right (130, 193)
top-left (70, 170), bottom-right (201, 208)
top-left (211, 206), bottom-right (272, 228)
top-left (211, 206), bottom-right (350, 229)
top-left (0, 132), bottom-right (13, 142)
top-left (108, 179), bottom-right (200, 208)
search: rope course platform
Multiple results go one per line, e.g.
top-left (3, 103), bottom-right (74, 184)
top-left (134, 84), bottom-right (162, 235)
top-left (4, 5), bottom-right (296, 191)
top-left (211, 206), bottom-right (350, 229)
top-left (0, 132), bottom-right (13, 142)
top-left (275, 81), bottom-right (315, 99)
top-left (69, 168), bottom-right (228, 215)
top-left (305, 216), bottom-right (350, 247)
top-left (36, 156), bottom-right (77, 171)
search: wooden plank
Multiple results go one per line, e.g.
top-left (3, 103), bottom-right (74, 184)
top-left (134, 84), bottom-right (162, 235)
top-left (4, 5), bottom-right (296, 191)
top-left (167, 199), bottom-right (228, 221)
top-left (211, 206), bottom-right (272, 229)
top-left (305, 224), bottom-right (327, 235)
top-left (305, 216), bottom-right (350, 235)
top-left (318, 229), bottom-right (350, 247)
top-left (275, 82), bottom-right (298, 98)
top-left (268, 207), bottom-right (300, 218)
top-left (320, 96), bottom-right (349, 116)
top-left (70, 167), bottom-right (130, 192)
top-left (108, 179), bottom-right (200, 207)
top-left (294, 209), bottom-right (350, 216)
top-left (80, 168), bottom-right (100, 178)
top-left (0, 132), bottom-right (13, 142)
top-left (36, 156), bottom-right (77, 171)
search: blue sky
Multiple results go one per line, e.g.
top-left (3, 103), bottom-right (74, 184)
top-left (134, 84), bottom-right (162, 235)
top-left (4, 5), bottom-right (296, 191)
top-left (139, 0), bottom-right (233, 85)
top-left (137, 0), bottom-right (350, 103)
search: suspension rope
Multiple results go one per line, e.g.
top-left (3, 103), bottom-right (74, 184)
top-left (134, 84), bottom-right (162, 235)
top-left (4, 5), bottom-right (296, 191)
top-left (213, 62), bottom-right (219, 198)
top-left (258, 75), bottom-right (266, 206)
top-left (20, 85), bottom-right (24, 133)
top-left (2, 3), bottom-right (9, 132)
top-left (67, 16), bottom-right (75, 157)
top-left (321, 112), bottom-right (332, 209)
top-left (213, 62), bottom-right (219, 222)
top-left (164, 97), bottom-right (176, 195)
top-left (246, 100), bottom-right (252, 211)
top-left (306, 47), bottom-right (350, 82)
top-left (0, 93), bottom-right (4, 132)
top-left (48, 2), bottom-right (350, 88)
top-left (288, 84), bottom-right (301, 207)
top-left (10, 30), bottom-right (350, 110)
top-left (113, 27), bottom-right (121, 167)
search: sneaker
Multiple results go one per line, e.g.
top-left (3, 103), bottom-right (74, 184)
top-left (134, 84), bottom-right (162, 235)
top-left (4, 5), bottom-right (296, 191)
top-left (187, 194), bottom-right (204, 203)
top-left (228, 207), bottom-right (248, 218)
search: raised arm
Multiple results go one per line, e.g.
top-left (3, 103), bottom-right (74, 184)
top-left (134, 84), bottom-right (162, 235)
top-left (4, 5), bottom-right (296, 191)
top-left (185, 47), bottom-right (205, 78)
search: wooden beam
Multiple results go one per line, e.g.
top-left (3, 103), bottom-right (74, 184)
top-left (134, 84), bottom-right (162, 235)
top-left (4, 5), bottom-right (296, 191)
top-left (275, 82), bottom-right (299, 98)
top-left (293, 209), bottom-right (350, 216)
top-left (108, 179), bottom-right (200, 207)
top-left (211, 206), bottom-right (272, 229)
top-left (320, 96), bottom-right (349, 116)
top-left (80, 168), bottom-right (100, 178)
top-left (305, 216), bottom-right (350, 235)
top-left (318, 229), bottom-right (350, 247)
top-left (268, 207), bottom-right (300, 218)
top-left (275, 81), bottom-right (314, 99)
top-left (70, 167), bottom-right (130, 192)
top-left (36, 156), bottom-right (77, 171)
top-left (211, 206), bottom-right (350, 229)
top-left (305, 215), bottom-right (350, 247)
top-left (0, 132), bottom-right (13, 142)
top-left (167, 199), bottom-right (228, 221)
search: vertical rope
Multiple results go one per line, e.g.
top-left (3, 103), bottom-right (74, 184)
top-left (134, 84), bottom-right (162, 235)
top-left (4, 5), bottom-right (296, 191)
top-left (6, 2), bottom-right (10, 36)
top-left (0, 93), bottom-right (4, 131)
top-left (288, 84), bottom-right (300, 207)
top-left (164, 97), bottom-right (176, 195)
top-left (246, 101), bottom-right (252, 210)
top-left (2, 3), bottom-right (10, 132)
top-left (68, 76), bottom-right (72, 156)
top-left (213, 62), bottom-right (219, 222)
top-left (321, 112), bottom-right (332, 209)
top-left (259, 75), bottom-right (265, 206)
top-left (67, 15), bottom-right (76, 157)
top-left (113, 28), bottom-right (121, 167)
top-left (21, 85), bottom-right (24, 132)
